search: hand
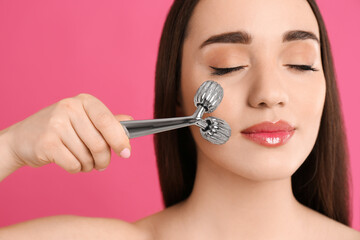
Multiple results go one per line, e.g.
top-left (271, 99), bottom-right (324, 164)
top-left (5, 93), bottom-right (133, 173)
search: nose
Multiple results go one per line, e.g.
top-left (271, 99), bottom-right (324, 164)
top-left (247, 66), bottom-right (289, 109)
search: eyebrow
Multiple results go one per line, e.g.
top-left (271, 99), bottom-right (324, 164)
top-left (199, 30), bottom-right (320, 49)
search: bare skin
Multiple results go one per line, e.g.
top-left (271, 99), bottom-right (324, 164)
top-left (130, 0), bottom-right (359, 239)
top-left (136, 0), bottom-right (360, 238)
top-left (0, 0), bottom-right (359, 239)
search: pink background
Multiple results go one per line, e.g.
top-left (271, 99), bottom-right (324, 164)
top-left (0, 0), bottom-right (359, 231)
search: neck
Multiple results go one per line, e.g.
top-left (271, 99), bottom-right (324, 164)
top-left (179, 150), bottom-right (305, 238)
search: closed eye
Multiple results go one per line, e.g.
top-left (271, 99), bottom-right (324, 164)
top-left (210, 66), bottom-right (246, 76)
top-left (286, 64), bottom-right (319, 72)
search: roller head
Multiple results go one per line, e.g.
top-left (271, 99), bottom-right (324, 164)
top-left (200, 116), bottom-right (231, 145)
top-left (194, 80), bottom-right (223, 113)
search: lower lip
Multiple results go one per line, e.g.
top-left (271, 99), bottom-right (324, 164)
top-left (241, 130), bottom-right (295, 147)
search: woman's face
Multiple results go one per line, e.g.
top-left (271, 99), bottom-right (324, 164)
top-left (178, 0), bottom-right (326, 181)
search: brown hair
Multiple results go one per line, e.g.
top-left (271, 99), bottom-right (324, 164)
top-left (153, 0), bottom-right (351, 226)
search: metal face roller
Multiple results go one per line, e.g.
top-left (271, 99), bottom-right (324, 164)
top-left (194, 80), bottom-right (223, 113)
top-left (200, 117), bottom-right (231, 145)
top-left (120, 80), bottom-right (232, 144)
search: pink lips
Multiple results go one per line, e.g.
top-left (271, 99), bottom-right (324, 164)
top-left (241, 120), bottom-right (295, 147)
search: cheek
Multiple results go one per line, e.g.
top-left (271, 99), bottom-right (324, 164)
top-left (293, 76), bottom-right (326, 142)
top-left (293, 76), bottom-right (326, 164)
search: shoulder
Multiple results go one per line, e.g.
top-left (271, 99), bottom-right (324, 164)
top-left (132, 202), bottom-right (187, 240)
top-left (0, 214), bottom-right (154, 240)
top-left (320, 217), bottom-right (360, 240)
top-left (70, 215), bottom-right (154, 240)
top-left (300, 205), bottom-right (360, 240)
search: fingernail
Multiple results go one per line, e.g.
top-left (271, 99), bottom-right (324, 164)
top-left (120, 148), bottom-right (131, 158)
top-left (98, 168), bottom-right (106, 171)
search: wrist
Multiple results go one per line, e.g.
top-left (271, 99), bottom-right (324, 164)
top-left (0, 127), bottom-right (23, 182)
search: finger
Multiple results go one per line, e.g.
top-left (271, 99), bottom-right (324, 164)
top-left (67, 105), bottom-right (112, 170)
top-left (46, 139), bottom-right (82, 174)
top-left (58, 119), bottom-right (95, 172)
top-left (114, 114), bottom-right (134, 122)
top-left (78, 94), bottom-right (131, 156)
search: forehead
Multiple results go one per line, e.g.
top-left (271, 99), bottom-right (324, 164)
top-left (186, 0), bottom-right (320, 46)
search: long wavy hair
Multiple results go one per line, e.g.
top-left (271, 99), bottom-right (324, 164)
top-left (153, 0), bottom-right (351, 226)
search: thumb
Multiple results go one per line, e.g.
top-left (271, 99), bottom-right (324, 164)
top-left (114, 114), bottom-right (134, 122)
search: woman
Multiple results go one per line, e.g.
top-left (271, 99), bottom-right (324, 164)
top-left (0, 0), bottom-right (359, 239)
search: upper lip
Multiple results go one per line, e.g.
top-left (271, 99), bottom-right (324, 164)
top-left (241, 120), bottom-right (295, 133)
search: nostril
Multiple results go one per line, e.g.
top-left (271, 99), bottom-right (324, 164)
top-left (259, 102), bottom-right (266, 107)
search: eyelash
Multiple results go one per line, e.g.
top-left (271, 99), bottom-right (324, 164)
top-left (210, 65), bottom-right (319, 76)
